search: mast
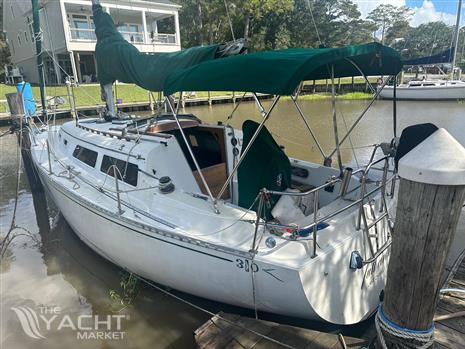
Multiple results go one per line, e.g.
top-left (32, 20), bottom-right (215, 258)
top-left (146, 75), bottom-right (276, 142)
top-left (452, 0), bottom-right (462, 77)
top-left (31, 0), bottom-right (47, 116)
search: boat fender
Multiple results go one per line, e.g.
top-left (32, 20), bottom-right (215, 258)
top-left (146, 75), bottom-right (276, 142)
top-left (159, 176), bottom-right (175, 194)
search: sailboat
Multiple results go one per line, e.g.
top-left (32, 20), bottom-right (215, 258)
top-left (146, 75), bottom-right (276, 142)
top-left (380, 0), bottom-right (465, 100)
top-left (17, 1), bottom-right (403, 325)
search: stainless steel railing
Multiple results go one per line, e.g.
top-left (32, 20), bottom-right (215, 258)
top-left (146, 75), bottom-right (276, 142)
top-left (255, 153), bottom-right (396, 259)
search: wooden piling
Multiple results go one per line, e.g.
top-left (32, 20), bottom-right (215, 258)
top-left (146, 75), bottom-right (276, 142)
top-left (378, 128), bottom-right (465, 348)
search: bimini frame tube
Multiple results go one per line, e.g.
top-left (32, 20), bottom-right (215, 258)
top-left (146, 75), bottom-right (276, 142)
top-left (344, 58), bottom-right (376, 94)
top-left (330, 65), bottom-right (343, 176)
top-left (166, 95), bottom-right (219, 212)
top-left (327, 76), bottom-right (391, 159)
top-left (290, 95), bottom-right (326, 159)
top-left (216, 95), bottom-right (281, 201)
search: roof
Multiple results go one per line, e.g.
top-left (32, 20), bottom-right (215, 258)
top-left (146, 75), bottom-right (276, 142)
top-left (164, 43), bottom-right (402, 96)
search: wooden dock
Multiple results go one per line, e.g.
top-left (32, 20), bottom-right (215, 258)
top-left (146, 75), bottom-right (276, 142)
top-left (194, 312), bottom-right (367, 349)
top-left (434, 249), bottom-right (465, 349)
top-left (0, 93), bottom-right (273, 126)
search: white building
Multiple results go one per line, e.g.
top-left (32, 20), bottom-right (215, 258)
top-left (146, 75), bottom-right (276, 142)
top-left (2, 0), bottom-right (181, 85)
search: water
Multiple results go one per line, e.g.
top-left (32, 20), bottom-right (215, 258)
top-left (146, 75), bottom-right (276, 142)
top-left (1, 99), bottom-right (464, 348)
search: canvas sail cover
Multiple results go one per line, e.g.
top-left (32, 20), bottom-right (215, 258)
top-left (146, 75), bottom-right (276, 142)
top-left (92, 4), bottom-right (221, 91)
top-left (403, 48), bottom-right (454, 66)
top-left (164, 43), bottom-right (402, 95)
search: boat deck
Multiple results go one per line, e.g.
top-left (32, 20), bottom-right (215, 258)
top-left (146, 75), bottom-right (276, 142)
top-left (434, 249), bottom-right (465, 349)
top-left (194, 312), bottom-right (368, 349)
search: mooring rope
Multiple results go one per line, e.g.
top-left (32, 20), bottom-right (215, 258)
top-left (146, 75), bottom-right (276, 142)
top-left (375, 305), bottom-right (435, 349)
top-left (0, 129), bottom-right (12, 138)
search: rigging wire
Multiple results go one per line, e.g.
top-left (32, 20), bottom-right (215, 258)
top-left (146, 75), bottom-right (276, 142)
top-left (305, 0), bottom-right (322, 46)
top-left (223, 0), bottom-right (236, 41)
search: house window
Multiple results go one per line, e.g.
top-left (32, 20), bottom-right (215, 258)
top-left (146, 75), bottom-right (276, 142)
top-left (24, 32), bottom-right (28, 42)
top-left (117, 23), bottom-right (143, 43)
top-left (17, 34), bottom-right (22, 46)
top-left (27, 17), bottom-right (35, 42)
top-left (73, 145), bottom-right (98, 167)
top-left (100, 155), bottom-right (138, 186)
top-left (69, 14), bottom-right (95, 40)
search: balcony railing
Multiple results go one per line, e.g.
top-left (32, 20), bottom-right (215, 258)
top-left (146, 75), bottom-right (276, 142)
top-left (151, 33), bottom-right (177, 44)
top-left (119, 31), bottom-right (144, 43)
top-left (70, 28), bottom-right (96, 41)
top-left (69, 28), bottom-right (177, 45)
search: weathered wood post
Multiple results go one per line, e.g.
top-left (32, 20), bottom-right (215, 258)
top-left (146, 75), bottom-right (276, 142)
top-left (376, 128), bottom-right (465, 348)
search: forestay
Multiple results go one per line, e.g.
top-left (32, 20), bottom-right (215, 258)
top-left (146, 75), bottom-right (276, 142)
top-left (164, 43), bottom-right (403, 96)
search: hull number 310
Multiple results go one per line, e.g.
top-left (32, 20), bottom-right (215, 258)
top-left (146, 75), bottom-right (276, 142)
top-left (236, 258), bottom-right (259, 272)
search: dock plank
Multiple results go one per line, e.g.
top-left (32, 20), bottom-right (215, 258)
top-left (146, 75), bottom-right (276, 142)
top-left (434, 249), bottom-right (465, 349)
top-left (194, 313), bottom-right (367, 349)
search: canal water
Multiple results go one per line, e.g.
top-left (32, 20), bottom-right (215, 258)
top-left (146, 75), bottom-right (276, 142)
top-left (1, 99), bottom-right (464, 348)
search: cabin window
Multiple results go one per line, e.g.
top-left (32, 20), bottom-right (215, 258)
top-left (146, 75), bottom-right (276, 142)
top-left (100, 155), bottom-right (138, 186)
top-left (17, 34), bottom-right (21, 46)
top-left (73, 145), bottom-right (98, 167)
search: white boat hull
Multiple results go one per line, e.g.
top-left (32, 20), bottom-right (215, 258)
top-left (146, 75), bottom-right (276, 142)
top-left (380, 84), bottom-right (465, 100)
top-left (34, 161), bottom-right (391, 324)
top-left (29, 122), bottom-right (395, 325)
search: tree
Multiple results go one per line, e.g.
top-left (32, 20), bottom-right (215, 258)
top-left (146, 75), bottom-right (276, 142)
top-left (367, 4), bottom-right (412, 45)
top-left (288, 0), bottom-right (374, 48)
top-left (393, 22), bottom-right (454, 60)
top-left (0, 2), bottom-right (11, 70)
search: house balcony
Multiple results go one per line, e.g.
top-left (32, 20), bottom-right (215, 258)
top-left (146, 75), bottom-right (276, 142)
top-left (69, 28), bottom-right (177, 45)
top-left (64, 1), bottom-right (181, 54)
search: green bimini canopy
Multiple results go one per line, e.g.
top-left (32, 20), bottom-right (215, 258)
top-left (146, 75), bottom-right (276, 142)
top-left (93, 4), bottom-right (220, 91)
top-left (164, 43), bottom-right (402, 96)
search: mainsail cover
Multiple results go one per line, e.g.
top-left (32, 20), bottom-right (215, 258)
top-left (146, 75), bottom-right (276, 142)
top-left (403, 48), bottom-right (454, 66)
top-left (93, 4), bottom-right (221, 91)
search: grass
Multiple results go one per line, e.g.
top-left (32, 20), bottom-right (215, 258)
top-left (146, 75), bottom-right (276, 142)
top-left (284, 92), bottom-right (373, 101)
top-left (0, 80), bottom-right (375, 113)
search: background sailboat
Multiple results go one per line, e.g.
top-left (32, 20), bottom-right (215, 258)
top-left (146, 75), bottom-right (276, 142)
top-left (380, 0), bottom-right (465, 100)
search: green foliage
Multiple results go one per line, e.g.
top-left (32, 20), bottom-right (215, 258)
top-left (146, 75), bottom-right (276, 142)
top-left (392, 22), bottom-right (455, 60)
top-left (367, 4), bottom-right (412, 45)
top-left (178, 0), bottom-right (378, 51)
top-left (109, 273), bottom-right (140, 312)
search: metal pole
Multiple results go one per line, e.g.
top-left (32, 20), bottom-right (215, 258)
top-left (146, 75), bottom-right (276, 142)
top-left (330, 65), bottom-right (343, 176)
top-left (327, 76), bottom-right (391, 159)
top-left (251, 193), bottom-right (264, 253)
top-left (31, 0), bottom-right (47, 116)
top-left (312, 190), bottom-right (319, 258)
top-left (252, 93), bottom-right (266, 117)
top-left (114, 166), bottom-right (123, 215)
top-left (216, 95), bottom-right (281, 201)
top-left (452, 0), bottom-right (463, 78)
top-left (46, 139), bottom-right (52, 174)
top-left (344, 58), bottom-right (376, 94)
top-left (393, 77), bottom-right (397, 138)
top-left (166, 96), bottom-right (218, 212)
top-left (291, 96), bottom-right (326, 159)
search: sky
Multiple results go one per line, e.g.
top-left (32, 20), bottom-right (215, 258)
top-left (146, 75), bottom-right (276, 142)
top-left (352, 0), bottom-right (463, 27)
